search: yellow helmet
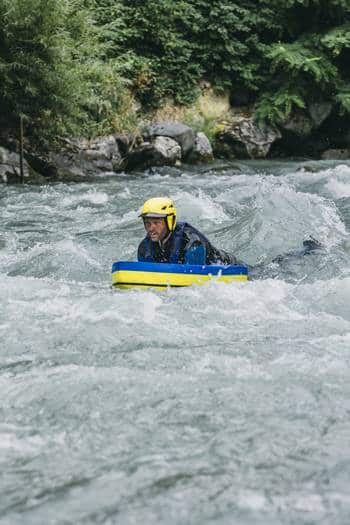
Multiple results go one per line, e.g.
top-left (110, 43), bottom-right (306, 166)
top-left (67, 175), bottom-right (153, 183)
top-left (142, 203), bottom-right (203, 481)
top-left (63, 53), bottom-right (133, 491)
top-left (139, 197), bottom-right (177, 232)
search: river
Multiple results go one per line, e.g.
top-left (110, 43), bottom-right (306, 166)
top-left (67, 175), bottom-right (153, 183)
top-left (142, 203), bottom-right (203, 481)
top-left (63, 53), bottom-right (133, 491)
top-left (1, 159), bottom-right (350, 524)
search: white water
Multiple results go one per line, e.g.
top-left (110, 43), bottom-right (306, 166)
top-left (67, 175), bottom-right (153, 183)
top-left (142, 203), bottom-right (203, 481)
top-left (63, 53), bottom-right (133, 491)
top-left (1, 160), bottom-right (350, 524)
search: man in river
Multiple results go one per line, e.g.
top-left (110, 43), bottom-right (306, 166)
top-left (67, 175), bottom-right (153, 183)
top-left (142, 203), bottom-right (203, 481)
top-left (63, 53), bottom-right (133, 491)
top-left (138, 197), bottom-right (237, 265)
top-left (137, 196), bottom-right (324, 269)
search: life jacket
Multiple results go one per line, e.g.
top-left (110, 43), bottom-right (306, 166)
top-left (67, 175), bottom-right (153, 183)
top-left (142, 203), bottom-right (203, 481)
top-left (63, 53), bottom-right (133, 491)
top-left (139, 221), bottom-right (187, 263)
top-left (138, 221), bottom-right (236, 265)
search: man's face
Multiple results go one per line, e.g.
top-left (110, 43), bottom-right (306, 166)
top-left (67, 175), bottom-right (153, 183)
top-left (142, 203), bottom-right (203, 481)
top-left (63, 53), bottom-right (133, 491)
top-left (143, 217), bottom-right (168, 242)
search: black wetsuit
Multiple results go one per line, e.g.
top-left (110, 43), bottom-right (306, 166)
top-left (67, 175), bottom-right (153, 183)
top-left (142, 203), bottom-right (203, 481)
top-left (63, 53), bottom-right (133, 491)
top-left (138, 221), bottom-right (237, 265)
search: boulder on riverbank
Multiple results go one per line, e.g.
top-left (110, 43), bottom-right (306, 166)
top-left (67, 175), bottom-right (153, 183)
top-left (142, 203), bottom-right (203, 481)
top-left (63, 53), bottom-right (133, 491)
top-left (0, 146), bottom-right (46, 184)
top-left (0, 124), bottom-right (213, 182)
top-left (187, 132), bottom-right (214, 163)
top-left (0, 146), bottom-right (28, 183)
top-left (321, 148), bottom-right (350, 160)
top-left (126, 136), bottom-right (182, 171)
top-left (2, 99), bottom-right (350, 183)
top-left (122, 122), bottom-right (213, 171)
top-left (142, 121), bottom-right (196, 157)
top-left (215, 116), bottom-right (281, 159)
top-left (49, 135), bottom-right (124, 180)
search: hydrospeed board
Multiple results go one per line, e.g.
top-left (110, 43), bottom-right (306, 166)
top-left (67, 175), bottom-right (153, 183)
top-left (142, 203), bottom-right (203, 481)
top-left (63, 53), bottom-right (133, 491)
top-left (112, 261), bottom-right (248, 290)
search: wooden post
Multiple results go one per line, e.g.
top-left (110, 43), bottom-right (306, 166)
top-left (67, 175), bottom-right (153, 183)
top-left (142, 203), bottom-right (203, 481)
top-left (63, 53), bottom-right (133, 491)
top-left (19, 115), bottom-right (24, 183)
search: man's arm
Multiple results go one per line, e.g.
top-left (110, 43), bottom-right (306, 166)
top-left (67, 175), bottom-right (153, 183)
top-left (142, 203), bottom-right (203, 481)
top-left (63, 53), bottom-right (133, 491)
top-left (137, 240), bottom-right (146, 261)
top-left (184, 241), bottom-right (206, 265)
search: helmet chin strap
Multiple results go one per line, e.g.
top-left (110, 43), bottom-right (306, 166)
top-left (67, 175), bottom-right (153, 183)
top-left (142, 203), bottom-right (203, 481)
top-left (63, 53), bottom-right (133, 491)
top-left (168, 213), bottom-right (175, 232)
top-left (160, 229), bottom-right (172, 246)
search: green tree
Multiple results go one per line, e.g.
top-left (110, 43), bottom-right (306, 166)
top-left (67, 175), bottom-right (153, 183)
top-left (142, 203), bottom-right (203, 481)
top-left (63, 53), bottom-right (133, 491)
top-left (92, 0), bottom-right (350, 125)
top-left (0, 0), bottom-right (131, 140)
top-left (255, 0), bottom-right (350, 124)
top-left (2, 0), bottom-right (350, 141)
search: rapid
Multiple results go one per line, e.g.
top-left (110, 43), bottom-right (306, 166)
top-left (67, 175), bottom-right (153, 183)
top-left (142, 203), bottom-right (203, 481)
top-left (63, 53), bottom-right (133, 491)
top-left (1, 159), bottom-right (350, 525)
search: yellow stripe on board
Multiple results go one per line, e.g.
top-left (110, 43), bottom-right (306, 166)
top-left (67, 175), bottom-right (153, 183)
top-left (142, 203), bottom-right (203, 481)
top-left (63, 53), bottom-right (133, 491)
top-left (112, 269), bottom-right (248, 289)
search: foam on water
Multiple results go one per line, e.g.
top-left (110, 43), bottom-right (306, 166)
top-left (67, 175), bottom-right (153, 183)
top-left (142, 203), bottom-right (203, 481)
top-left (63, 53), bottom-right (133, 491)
top-left (326, 178), bottom-right (350, 199)
top-left (61, 190), bottom-right (109, 207)
top-left (173, 189), bottom-right (230, 223)
top-left (1, 160), bottom-right (350, 524)
top-left (286, 163), bottom-right (350, 200)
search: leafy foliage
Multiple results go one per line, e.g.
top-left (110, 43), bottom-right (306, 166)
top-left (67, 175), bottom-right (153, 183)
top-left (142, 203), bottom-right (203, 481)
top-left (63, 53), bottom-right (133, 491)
top-left (1, 0), bottom-right (350, 140)
top-left (335, 89), bottom-right (350, 114)
top-left (0, 0), bottom-right (132, 140)
top-left (267, 42), bottom-right (338, 84)
top-left (91, 0), bottom-right (350, 125)
top-left (321, 24), bottom-right (350, 55)
top-left (255, 91), bottom-right (306, 126)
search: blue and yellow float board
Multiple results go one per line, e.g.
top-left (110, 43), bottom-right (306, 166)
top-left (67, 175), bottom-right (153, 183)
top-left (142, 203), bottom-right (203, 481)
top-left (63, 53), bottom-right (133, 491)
top-left (112, 261), bottom-right (248, 290)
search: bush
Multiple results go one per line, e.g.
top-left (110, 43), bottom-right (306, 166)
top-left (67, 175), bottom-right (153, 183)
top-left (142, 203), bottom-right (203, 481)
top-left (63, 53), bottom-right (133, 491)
top-left (1, 0), bottom-right (350, 141)
top-left (0, 0), bottom-right (133, 141)
top-left (93, 0), bottom-right (350, 125)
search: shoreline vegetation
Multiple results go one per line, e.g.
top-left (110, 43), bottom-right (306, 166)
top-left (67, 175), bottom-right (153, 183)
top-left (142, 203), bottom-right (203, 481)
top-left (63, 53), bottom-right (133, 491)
top-left (1, 0), bottom-right (350, 182)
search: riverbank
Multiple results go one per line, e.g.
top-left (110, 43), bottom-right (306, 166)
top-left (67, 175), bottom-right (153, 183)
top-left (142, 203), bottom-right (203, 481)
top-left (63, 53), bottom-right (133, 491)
top-left (1, 92), bottom-right (350, 184)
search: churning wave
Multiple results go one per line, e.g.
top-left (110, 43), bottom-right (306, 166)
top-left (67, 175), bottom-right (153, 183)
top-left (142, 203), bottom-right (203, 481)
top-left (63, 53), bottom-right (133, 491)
top-left (1, 159), bottom-right (350, 524)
